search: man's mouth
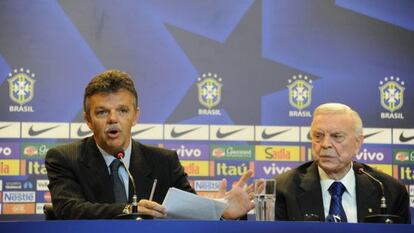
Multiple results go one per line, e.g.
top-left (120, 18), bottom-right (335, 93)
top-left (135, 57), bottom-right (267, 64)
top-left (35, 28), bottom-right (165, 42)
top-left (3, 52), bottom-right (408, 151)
top-left (106, 129), bottom-right (120, 138)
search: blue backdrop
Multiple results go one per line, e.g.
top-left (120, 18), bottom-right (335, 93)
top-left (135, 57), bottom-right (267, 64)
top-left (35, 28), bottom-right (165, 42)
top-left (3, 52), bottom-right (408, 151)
top-left (0, 0), bottom-right (413, 221)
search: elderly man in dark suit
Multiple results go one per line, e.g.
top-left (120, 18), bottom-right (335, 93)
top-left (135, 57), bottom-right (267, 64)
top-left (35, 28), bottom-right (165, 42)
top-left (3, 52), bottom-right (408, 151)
top-left (45, 69), bottom-right (254, 219)
top-left (275, 103), bottom-right (411, 223)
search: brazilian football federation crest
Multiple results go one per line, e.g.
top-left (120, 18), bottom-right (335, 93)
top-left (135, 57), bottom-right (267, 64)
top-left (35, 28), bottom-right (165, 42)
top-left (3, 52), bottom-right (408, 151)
top-left (287, 75), bottom-right (312, 111)
top-left (8, 68), bottom-right (36, 105)
top-left (197, 73), bottom-right (222, 110)
top-left (379, 76), bottom-right (405, 113)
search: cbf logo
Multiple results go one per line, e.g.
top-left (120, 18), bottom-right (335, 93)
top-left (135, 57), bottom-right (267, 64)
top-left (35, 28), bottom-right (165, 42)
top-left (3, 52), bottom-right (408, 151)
top-left (287, 74), bottom-right (312, 117)
top-left (8, 68), bottom-right (35, 112)
top-left (379, 76), bottom-right (404, 119)
top-left (197, 73), bottom-right (222, 116)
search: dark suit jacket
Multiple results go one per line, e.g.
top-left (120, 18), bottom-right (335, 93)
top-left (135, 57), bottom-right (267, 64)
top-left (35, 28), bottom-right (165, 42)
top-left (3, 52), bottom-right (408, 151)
top-left (45, 137), bottom-right (195, 219)
top-left (275, 161), bottom-right (411, 223)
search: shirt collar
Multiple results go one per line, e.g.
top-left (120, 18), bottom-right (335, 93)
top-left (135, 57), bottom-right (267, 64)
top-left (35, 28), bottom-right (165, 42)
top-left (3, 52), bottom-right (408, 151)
top-left (97, 140), bottom-right (132, 169)
top-left (318, 162), bottom-right (356, 197)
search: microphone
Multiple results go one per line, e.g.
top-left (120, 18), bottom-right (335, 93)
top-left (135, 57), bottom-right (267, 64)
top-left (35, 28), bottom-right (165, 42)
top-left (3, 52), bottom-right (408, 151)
top-left (354, 162), bottom-right (401, 223)
top-left (357, 167), bottom-right (387, 214)
top-left (115, 151), bottom-right (138, 214)
top-left (113, 151), bottom-right (153, 220)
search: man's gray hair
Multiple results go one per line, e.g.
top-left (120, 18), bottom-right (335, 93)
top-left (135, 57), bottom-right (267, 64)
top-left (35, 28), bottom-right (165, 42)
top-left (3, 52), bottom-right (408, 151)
top-left (311, 103), bottom-right (363, 136)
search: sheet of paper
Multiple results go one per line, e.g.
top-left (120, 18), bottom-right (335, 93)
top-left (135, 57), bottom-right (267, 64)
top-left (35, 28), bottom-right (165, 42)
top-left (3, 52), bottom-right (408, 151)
top-left (162, 188), bottom-right (228, 220)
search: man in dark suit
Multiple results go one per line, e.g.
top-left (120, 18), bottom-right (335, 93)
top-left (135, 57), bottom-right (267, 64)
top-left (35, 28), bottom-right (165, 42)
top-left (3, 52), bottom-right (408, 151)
top-left (275, 103), bottom-right (411, 223)
top-left (46, 69), bottom-right (254, 219)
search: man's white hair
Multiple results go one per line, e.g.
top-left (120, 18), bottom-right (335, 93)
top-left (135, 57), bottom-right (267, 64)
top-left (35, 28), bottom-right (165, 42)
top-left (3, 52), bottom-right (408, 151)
top-left (311, 103), bottom-right (363, 136)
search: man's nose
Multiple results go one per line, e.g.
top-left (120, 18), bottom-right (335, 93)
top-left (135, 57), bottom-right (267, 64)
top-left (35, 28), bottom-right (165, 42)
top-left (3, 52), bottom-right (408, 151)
top-left (107, 110), bottom-right (118, 123)
top-left (321, 135), bottom-right (332, 148)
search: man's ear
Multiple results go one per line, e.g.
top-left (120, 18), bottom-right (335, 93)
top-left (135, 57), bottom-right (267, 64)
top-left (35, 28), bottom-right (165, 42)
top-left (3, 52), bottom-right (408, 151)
top-left (133, 107), bottom-right (140, 126)
top-left (84, 111), bottom-right (93, 129)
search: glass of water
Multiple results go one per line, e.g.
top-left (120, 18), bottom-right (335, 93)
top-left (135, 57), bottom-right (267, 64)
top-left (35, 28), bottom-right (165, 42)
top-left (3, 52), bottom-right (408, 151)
top-left (254, 178), bottom-right (276, 221)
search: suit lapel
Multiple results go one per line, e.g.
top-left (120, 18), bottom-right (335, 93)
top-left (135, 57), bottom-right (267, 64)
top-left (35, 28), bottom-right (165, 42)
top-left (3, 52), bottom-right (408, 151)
top-left (297, 162), bottom-right (325, 221)
top-left (79, 137), bottom-right (114, 202)
top-left (128, 141), bottom-right (155, 201)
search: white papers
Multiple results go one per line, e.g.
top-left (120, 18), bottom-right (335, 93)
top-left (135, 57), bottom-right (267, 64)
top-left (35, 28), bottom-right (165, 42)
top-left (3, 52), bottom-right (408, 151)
top-left (162, 188), bottom-right (228, 220)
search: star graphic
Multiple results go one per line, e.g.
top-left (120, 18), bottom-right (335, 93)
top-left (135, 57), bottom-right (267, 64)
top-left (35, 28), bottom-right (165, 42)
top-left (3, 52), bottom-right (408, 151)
top-left (165, 0), bottom-right (315, 124)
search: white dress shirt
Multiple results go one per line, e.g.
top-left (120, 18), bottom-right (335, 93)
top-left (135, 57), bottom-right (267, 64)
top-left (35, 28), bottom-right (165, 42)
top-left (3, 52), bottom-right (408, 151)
top-left (319, 164), bottom-right (358, 223)
top-left (98, 141), bottom-right (132, 199)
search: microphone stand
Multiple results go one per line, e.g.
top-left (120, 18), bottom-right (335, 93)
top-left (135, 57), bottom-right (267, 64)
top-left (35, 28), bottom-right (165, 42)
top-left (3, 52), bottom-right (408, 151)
top-left (114, 152), bottom-right (153, 220)
top-left (356, 165), bottom-right (401, 224)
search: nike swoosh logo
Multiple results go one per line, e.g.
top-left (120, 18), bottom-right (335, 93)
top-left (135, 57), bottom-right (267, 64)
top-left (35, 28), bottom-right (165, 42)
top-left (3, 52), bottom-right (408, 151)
top-left (307, 132), bottom-right (311, 140)
top-left (306, 131), bottom-right (382, 140)
top-left (132, 126), bottom-right (155, 136)
top-left (28, 125), bottom-right (60, 136)
top-left (363, 131), bottom-right (382, 139)
top-left (261, 129), bottom-right (291, 139)
top-left (170, 127), bottom-right (200, 138)
top-left (77, 126), bottom-right (92, 137)
top-left (216, 128), bottom-right (245, 139)
top-left (399, 132), bottom-right (414, 142)
top-left (0, 124), bottom-right (12, 131)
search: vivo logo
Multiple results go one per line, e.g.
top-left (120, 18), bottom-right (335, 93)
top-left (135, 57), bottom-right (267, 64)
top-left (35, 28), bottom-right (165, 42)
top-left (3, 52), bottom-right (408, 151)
top-left (0, 147), bottom-right (12, 156)
top-left (175, 145), bottom-right (202, 158)
top-left (262, 163), bottom-right (291, 175)
top-left (355, 149), bottom-right (385, 161)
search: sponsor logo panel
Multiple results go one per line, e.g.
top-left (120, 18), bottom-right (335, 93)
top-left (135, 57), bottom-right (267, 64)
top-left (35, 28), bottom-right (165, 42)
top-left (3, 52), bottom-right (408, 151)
top-left (3, 191), bottom-right (36, 203)
top-left (255, 145), bottom-right (300, 161)
top-left (0, 122), bottom-right (21, 139)
top-left (164, 144), bottom-right (209, 160)
top-left (194, 180), bottom-right (222, 192)
top-left (25, 160), bottom-right (47, 176)
top-left (164, 124), bottom-right (209, 140)
top-left (393, 149), bottom-right (414, 164)
top-left (0, 180), bottom-right (2, 191)
top-left (4, 181), bottom-right (22, 190)
top-left (21, 143), bottom-right (58, 160)
top-left (70, 123), bottom-right (93, 139)
top-left (210, 125), bottom-right (254, 141)
top-left (36, 203), bottom-right (47, 214)
top-left (211, 160), bottom-right (254, 177)
top-left (0, 143), bottom-right (20, 159)
top-left (393, 128), bottom-right (414, 145)
top-left (255, 161), bottom-right (301, 178)
top-left (394, 164), bottom-right (414, 184)
top-left (21, 122), bottom-right (69, 139)
top-left (362, 128), bottom-right (392, 144)
top-left (300, 127), bottom-right (311, 143)
top-left (354, 147), bottom-right (392, 163)
top-left (366, 164), bottom-right (392, 176)
top-left (36, 192), bottom-right (51, 202)
top-left (3, 203), bottom-right (35, 214)
top-left (180, 161), bottom-right (209, 177)
top-left (210, 145), bottom-right (253, 160)
top-left (36, 179), bottom-right (49, 191)
top-left (132, 124), bottom-right (163, 140)
top-left (255, 126), bottom-right (300, 142)
top-left (0, 160), bottom-right (20, 176)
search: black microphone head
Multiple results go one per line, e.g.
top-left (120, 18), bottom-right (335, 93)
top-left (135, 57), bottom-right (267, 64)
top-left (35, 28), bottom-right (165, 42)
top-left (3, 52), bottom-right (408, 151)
top-left (115, 151), bottom-right (125, 159)
top-left (353, 161), bottom-right (364, 174)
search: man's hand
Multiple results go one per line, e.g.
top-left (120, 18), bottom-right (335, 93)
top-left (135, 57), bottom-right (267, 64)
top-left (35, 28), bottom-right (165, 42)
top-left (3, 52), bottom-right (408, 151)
top-left (219, 170), bottom-right (255, 219)
top-left (137, 199), bottom-right (166, 218)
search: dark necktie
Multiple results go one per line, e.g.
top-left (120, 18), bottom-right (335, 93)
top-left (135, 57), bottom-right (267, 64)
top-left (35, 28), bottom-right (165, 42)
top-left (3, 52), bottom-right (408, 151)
top-left (110, 159), bottom-right (127, 203)
top-left (328, 181), bottom-right (347, 222)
